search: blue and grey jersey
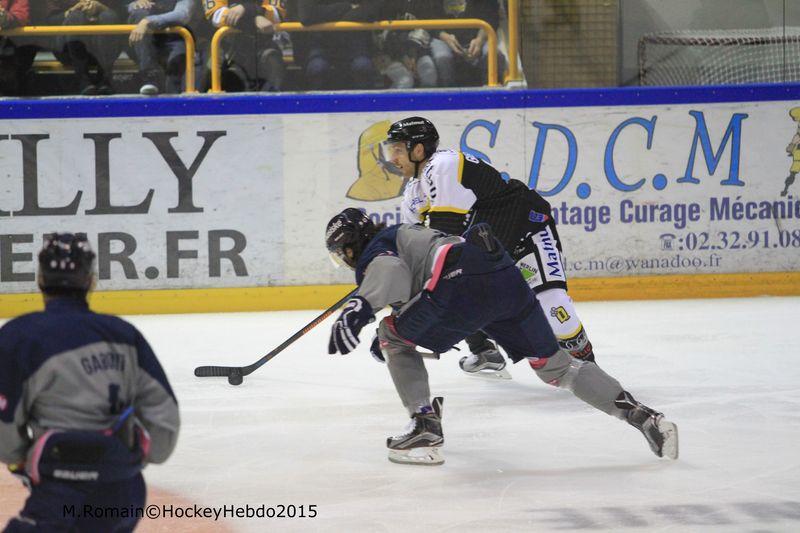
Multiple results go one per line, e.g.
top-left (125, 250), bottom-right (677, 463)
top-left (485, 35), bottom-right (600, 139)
top-left (355, 224), bottom-right (463, 311)
top-left (0, 298), bottom-right (180, 465)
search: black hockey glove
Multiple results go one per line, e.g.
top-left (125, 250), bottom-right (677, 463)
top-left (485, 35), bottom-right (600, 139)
top-left (328, 296), bottom-right (374, 355)
top-left (369, 331), bottom-right (385, 363)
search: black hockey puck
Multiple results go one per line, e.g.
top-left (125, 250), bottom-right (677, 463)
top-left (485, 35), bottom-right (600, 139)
top-left (228, 370), bottom-right (243, 386)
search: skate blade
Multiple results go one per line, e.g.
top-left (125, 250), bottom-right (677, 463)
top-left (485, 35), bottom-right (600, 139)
top-left (462, 366), bottom-right (512, 380)
top-left (388, 447), bottom-right (444, 466)
top-left (658, 419), bottom-right (679, 460)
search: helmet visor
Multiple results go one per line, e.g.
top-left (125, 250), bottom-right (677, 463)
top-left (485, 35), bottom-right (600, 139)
top-left (382, 140), bottom-right (408, 161)
top-left (328, 247), bottom-right (357, 270)
top-left (328, 249), bottom-right (347, 269)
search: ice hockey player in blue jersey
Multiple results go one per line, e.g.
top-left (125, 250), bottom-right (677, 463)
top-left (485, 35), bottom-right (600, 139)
top-left (325, 209), bottom-right (678, 465)
top-left (386, 116), bottom-right (596, 379)
top-left (0, 233), bottom-right (180, 532)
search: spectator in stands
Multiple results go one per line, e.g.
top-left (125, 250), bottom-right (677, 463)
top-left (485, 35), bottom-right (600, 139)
top-left (435, 0), bottom-right (506, 87)
top-left (127, 0), bottom-right (195, 95)
top-left (0, 0), bottom-right (32, 96)
top-left (45, 0), bottom-right (126, 95)
top-left (288, 0), bottom-right (381, 90)
top-left (374, 1), bottom-right (446, 89)
top-left (204, 1), bottom-right (286, 92)
top-left (375, 28), bottom-right (435, 89)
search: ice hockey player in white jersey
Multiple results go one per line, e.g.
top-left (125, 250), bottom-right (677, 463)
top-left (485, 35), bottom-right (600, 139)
top-left (324, 208), bottom-right (678, 465)
top-left (385, 116), bottom-right (596, 379)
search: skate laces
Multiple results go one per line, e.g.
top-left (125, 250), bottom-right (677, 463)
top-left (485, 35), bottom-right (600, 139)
top-left (475, 345), bottom-right (503, 363)
top-left (463, 353), bottom-right (481, 366)
top-left (394, 404), bottom-right (437, 438)
top-left (394, 417), bottom-right (418, 439)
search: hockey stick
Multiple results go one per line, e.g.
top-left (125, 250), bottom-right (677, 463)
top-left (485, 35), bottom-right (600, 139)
top-left (194, 288), bottom-right (358, 385)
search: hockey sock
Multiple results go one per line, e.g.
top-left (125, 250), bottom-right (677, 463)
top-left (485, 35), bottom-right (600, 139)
top-left (535, 289), bottom-right (595, 361)
top-left (380, 319), bottom-right (432, 416)
top-left (530, 349), bottom-right (625, 417)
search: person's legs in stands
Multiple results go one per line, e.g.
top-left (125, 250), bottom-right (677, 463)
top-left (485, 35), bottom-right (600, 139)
top-left (60, 10), bottom-right (96, 94)
top-left (415, 53), bottom-right (438, 88)
top-left (0, 38), bottom-right (18, 96)
top-left (129, 8), bottom-right (165, 94)
top-left (383, 60), bottom-right (414, 89)
top-left (304, 36), bottom-right (333, 90)
top-left (91, 8), bottom-right (123, 94)
top-left (477, 41), bottom-right (507, 86)
top-left (344, 32), bottom-right (375, 90)
top-left (164, 36), bottom-right (188, 94)
top-left (430, 38), bottom-right (454, 87)
top-left (14, 43), bottom-right (39, 96)
top-left (257, 38), bottom-right (285, 92)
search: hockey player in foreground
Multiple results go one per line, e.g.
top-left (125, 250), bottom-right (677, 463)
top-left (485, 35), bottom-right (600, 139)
top-left (386, 117), bottom-right (596, 379)
top-left (0, 233), bottom-right (180, 532)
top-left (325, 209), bottom-right (678, 466)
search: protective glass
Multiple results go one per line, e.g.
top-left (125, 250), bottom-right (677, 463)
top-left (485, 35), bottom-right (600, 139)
top-left (328, 249), bottom-right (348, 269)
top-left (328, 247), bottom-right (357, 270)
top-left (382, 140), bottom-right (408, 161)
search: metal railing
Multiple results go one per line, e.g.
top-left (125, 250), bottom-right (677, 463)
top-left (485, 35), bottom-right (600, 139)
top-left (0, 25), bottom-right (197, 93)
top-left (1, 10), bottom-right (522, 95)
top-left (507, 0), bottom-right (521, 83)
top-left (210, 18), bottom-right (499, 93)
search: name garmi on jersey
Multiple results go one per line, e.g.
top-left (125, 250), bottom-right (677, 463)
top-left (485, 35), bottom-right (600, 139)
top-left (81, 351), bottom-right (126, 375)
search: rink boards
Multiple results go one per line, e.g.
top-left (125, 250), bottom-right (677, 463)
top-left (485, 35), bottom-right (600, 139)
top-left (1, 85), bottom-right (799, 316)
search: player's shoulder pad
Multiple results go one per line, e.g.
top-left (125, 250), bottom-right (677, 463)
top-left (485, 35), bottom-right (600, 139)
top-left (91, 310), bottom-right (135, 328)
top-left (427, 149), bottom-right (459, 166)
top-left (91, 312), bottom-right (144, 343)
top-left (422, 149), bottom-right (460, 182)
top-left (0, 312), bottom-right (45, 341)
top-left (355, 225), bottom-right (401, 285)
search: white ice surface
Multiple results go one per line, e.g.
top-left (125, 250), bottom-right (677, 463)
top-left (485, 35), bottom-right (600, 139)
top-left (8, 296), bottom-right (800, 531)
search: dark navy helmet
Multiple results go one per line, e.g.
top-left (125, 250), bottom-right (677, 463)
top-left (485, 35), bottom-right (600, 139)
top-left (386, 117), bottom-right (439, 160)
top-left (38, 233), bottom-right (95, 294)
top-left (325, 208), bottom-right (377, 269)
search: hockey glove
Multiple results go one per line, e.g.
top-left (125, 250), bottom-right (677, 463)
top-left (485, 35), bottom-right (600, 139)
top-left (369, 332), bottom-right (385, 363)
top-left (328, 296), bottom-right (374, 355)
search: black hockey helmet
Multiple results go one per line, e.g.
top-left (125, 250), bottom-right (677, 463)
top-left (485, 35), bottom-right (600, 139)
top-left (325, 208), bottom-right (377, 269)
top-left (38, 233), bottom-right (95, 295)
top-left (386, 116), bottom-right (440, 160)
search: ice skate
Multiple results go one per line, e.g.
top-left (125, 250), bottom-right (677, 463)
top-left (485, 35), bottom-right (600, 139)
top-left (616, 392), bottom-right (679, 460)
top-left (459, 343), bottom-right (511, 380)
top-left (387, 397), bottom-right (444, 466)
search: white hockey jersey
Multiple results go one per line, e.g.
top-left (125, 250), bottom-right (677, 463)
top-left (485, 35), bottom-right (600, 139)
top-left (400, 149), bottom-right (552, 251)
